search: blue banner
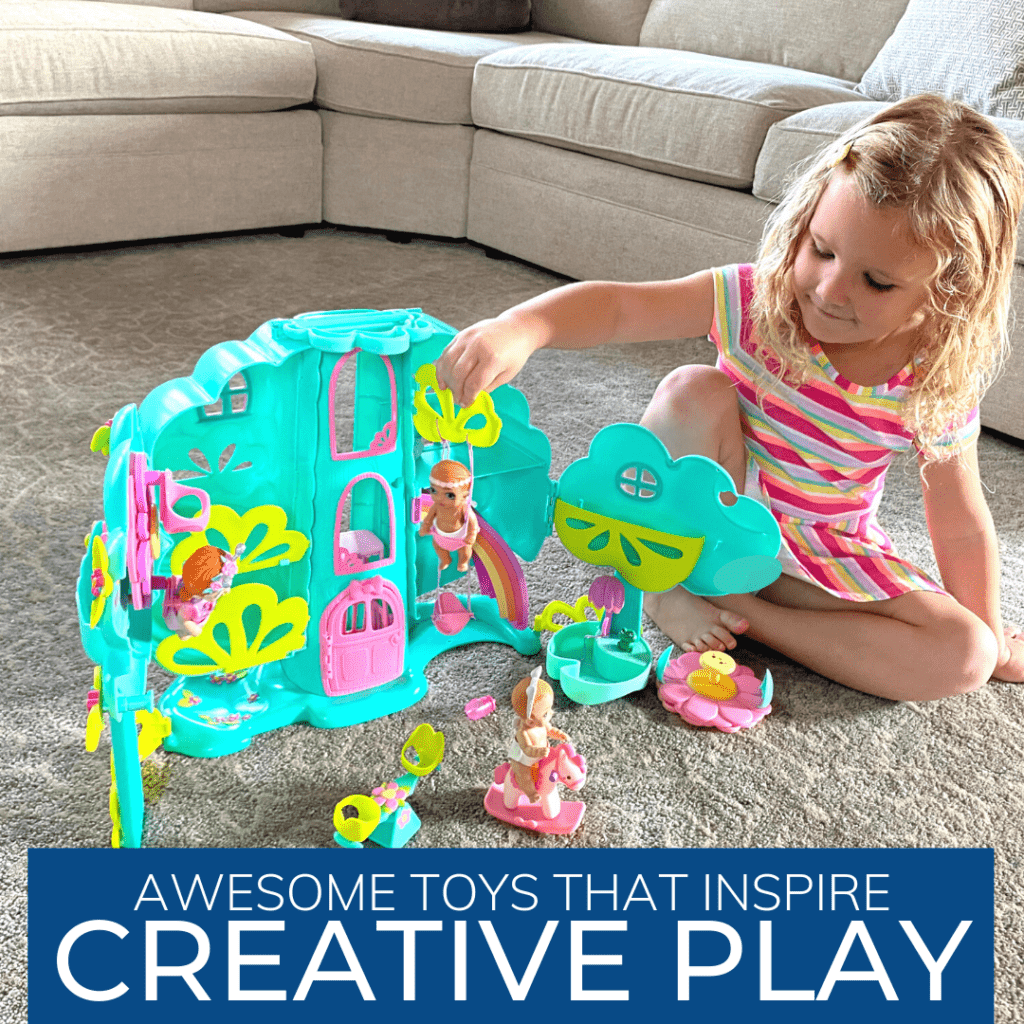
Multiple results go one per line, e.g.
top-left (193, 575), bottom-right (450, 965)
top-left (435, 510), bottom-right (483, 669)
top-left (30, 847), bottom-right (992, 1022)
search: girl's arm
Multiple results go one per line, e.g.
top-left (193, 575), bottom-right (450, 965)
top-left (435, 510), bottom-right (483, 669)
top-left (436, 270), bottom-right (717, 407)
top-left (920, 442), bottom-right (1024, 682)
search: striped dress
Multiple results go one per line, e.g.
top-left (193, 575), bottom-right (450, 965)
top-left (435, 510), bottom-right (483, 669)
top-left (710, 264), bottom-right (979, 602)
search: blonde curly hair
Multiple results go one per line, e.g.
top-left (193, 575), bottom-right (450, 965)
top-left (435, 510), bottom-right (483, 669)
top-left (752, 93), bottom-right (1024, 461)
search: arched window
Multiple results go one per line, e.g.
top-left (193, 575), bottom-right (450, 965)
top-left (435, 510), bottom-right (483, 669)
top-left (334, 473), bottom-right (396, 574)
top-left (329, 350), bottom-right (397, 460)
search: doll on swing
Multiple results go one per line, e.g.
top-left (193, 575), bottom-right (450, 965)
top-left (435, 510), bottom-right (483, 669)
top-left (419, 459), bottom-right (479, 573)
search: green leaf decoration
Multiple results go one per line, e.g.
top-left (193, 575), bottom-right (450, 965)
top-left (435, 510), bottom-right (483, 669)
top-left (155, 583), bottom-right (309, 675)
top-left (171, 504), bottom-right (309, 574)
top-left (90, 424), bottom-right (111, 457)
top-left (411, 363), bottom-right (502, 447)
top-left (554, 499), bottom-right (704, 592)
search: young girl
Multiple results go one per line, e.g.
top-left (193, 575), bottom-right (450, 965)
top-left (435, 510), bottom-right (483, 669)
top-left (437, 94), bottom-right (1024, 701)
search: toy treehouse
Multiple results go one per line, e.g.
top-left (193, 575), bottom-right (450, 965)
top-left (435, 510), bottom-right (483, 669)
top-left (77, 307), bottom-right (782, 848)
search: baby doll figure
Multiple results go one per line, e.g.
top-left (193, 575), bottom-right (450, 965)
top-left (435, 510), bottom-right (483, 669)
top-left (418, 459), bottom-right (479, 572)
top-left (507, 666), bottom-right (569, 802)
top-left (162, 543), bottom-right (242, 640)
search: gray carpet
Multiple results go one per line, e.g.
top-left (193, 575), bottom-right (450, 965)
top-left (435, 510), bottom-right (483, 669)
top-left (2, 226), bottom-right (1023, 1021)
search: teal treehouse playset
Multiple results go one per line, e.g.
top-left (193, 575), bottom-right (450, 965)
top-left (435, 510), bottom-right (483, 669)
top-left (77, 308), bottom-right (781, 848)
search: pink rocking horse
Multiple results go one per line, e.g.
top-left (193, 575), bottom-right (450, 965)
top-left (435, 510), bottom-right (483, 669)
top-left (484, 742), bottom-right (587, 834)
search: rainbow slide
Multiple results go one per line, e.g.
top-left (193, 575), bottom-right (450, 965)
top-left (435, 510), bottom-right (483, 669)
top-left (472, 512), bottom-right (530, 630)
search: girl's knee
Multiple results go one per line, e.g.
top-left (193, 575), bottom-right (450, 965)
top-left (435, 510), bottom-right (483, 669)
top-left (641, 365), bottom-right (745, 476)
top-left (920, 613), bottom-right (999, 699)
top-left (649, 364), bottom-right (736, 419)
top-left (957, 617), bottom-right (1000, 693)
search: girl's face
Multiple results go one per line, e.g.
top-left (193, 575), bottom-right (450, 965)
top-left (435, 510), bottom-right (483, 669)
top-left (791, 171), bottom-right (937, 351)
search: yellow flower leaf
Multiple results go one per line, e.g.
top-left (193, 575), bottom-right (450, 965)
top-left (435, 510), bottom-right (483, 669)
top-left (172, 504), bottom-right (309, 574)
top-left (553, 499), bottom-right (705, 593)
top-left (411, 364), bottom-right (502, 447)
top-left (155, 583), bottom-right (309, 675)
top-left (85, 707), bottom-right (104, 752)
top-left (90, 423), bottom-right (111, 457)
top-left (89, 536), bottom-right (114, 628)
top-left (109, 752), bottom-right (121, 849)
top-left (136, 708), bottom-right (172, 760)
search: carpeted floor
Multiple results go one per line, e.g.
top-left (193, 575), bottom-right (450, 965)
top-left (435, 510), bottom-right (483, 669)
top-left (2, 226), bottom-right (1023, 1020)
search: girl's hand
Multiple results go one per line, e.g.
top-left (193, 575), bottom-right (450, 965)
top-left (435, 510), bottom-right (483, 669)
top-left (993, 625), bottom-right (1024, 683)
top-left (436, 316), bottom-right (542, 407)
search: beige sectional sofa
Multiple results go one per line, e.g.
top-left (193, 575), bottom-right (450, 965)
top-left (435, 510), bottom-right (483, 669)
top-left (3, 0), bottom-right (1023, 438)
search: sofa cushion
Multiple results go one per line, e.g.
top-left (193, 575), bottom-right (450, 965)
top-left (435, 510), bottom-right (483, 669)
top-left (754, 102), bottom-right (1024, 265)
top-left (197, 0), bottom-right (338, 11)
top-left (229, 12), bottom-right (572, 124)
top-left (469, 129), bottom-right (770, 282)
top-left (640, 0), bottom-right (909, 84)
top-left (752, 100), bottom-right (885, 201)
top-left (0, 1), bottom-right (315, 115)
top-left (472, 44), bottom-right (862, 189)
top-left (336, 0), bottom-right (530, 33)
top-left (0, 111), bottom-right (322, 252)
top-left (530, 0), bottom-right (652, 46)
top-left (52, 0), bottom-right (195, 7)
top-left (859, 0), bottom-right (1024, 119)
top-left (204, 0), bottom-right (531, 27)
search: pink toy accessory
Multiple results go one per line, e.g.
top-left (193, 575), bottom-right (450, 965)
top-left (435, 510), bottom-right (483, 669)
top-left (464, 695), bottom-right (496, 720)
top-left (371, 779), bottom-right (410, 812)
top-left (658, 649), bottom-right (773, 733)
top-left (588, 575), bottom-right (625, 637)
top-left (433, 590), bottom-right (473, 635)
top-left (126, 451), bottom-right (211, 610)
top-left (485, 741), bottom-right (587, 834)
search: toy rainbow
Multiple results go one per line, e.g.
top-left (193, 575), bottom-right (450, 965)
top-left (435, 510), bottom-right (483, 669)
top-left (472, 513), bottom-right (529, 630)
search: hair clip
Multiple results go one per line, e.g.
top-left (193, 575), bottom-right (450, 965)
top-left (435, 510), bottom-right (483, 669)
top-left (827, 139), bottom-right (854, 169)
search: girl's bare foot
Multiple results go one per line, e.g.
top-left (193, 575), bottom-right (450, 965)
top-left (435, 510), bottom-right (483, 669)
top-left (644, 587), bottom-right (749, 653)
top-left (994, 625), bottom-right (1024, 683)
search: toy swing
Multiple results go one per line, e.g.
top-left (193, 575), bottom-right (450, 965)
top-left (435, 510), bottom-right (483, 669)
top-left (433, 590), bottom-right (472, 634)
top-left (430, 436), bottom-right (476, 635)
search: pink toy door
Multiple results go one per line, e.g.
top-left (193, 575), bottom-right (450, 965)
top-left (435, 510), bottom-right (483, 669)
top-left (320, 577), bottom-right (405, 696)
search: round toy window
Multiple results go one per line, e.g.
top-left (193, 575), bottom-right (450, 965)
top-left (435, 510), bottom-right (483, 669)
top-left (617, 464), bottom-right (660, 500)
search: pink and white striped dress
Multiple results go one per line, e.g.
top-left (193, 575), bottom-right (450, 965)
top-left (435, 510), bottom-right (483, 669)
top-left (709, 264), bottom-right (978, 602)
